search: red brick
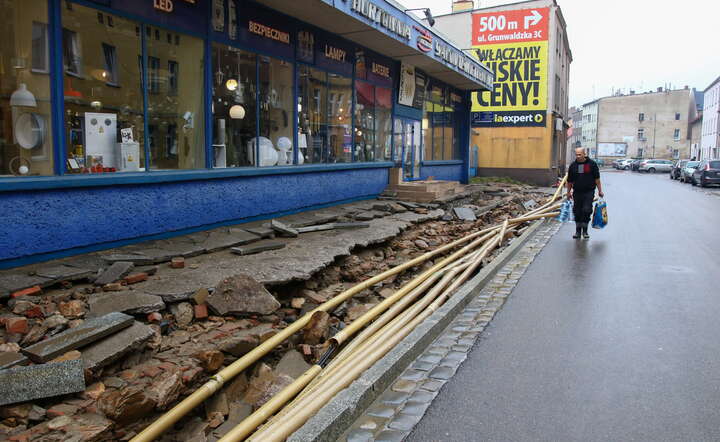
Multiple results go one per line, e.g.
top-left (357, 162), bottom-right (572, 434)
top-left (170, 257), bottom-right (185, 269)
top-left (11, 286), bottom-right (41, 299)
top-left (142, 365), bottom-right (163, 378)
top-left (193, 304), bottom-right (208, 319)
top-left (147, 312), bottom-right (163, 322)
top-left (157, 362), bottom-right (177, 371)
top-left (182, 366), bottom-right (203, 384)
top-left (119, 369), bottom-right (139, 381)
top-left (5, 317), bottom-right (28, 334)
top-left (124, 272), bottom-right (148, 284)
top-left (23, 305), bottom-right (45, 319)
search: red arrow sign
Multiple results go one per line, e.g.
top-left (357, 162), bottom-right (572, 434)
top-left (472, 7), bottom-right (549, 45)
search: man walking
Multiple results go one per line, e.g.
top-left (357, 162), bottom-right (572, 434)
top-left (567, 148), bottom-right (604, 239)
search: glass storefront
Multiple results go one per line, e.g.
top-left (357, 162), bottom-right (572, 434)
top-left (0, 0), bottom-right (470, 179)
top-left (0, 0), bottom-right (54, 177)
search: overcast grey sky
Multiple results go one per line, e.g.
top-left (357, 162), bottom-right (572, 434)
top-left (401, 0), bottom-right (720, 107)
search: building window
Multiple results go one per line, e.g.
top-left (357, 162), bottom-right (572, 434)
top-left (675, 113), bottom-right (680, 120)
top-left (639, 113), bottom-right (644, 121)
top-left (101, 43), bottom-right (119, 85)
top-left (1, 0), bottom-right (54, 177)
top-left (423, 86), bottom-right (460, 161)
top-left (146, 28), bottom-right (204, 170)
top-left (62, 5), bottom-right (144, 173)
top-left (167, 60), bottom-right (178, 95)
top-left (672, 149), bottom-right (679, 159)
top-left (637, 128), bottom-right (645, 141)
top-left (62, 29), bottom-right (82, 76)
top-left (147, 56), bottom-right (160, 94)
top-left (674, 128), bottom-right (680, 140)
top-left (355, 81), bottom-right (392, 162)
top-left (31, 22), bottom-right (49, 73)
top-left (211, 44), bottom-right (257, 167)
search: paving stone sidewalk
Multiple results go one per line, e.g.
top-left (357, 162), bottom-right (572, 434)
top-left (340, 220), bottom-right (562, 442)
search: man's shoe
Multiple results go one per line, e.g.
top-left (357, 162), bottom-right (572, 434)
top-left (572, 231), bottom-right (581, 239)
top-left (582, 231), bottom-right (590, 239)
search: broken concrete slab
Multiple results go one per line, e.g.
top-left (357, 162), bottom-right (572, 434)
top-left (453, 207), bottom-right (477, 221)
top-left (0, 359), bottom-right (86, 406)
top-left (353, 212), bottom-right (375, 221)
top-left (522, 199), bottom-right (538, 210)
top-left (332, 222), bottom-right (370, 229)
top-left (275, 350), bottom-right (312, 379)
top-left (22, 312), bottom-right (134, 363)
top-left (295, 222), bottom-right (370, 233)
top-left (88, 292), bottom-right (166, 317)
top-left (94, 261), bottom-right (135, 286)
top-left (271, 219), bottom-right (299, 238)
top-left (101, 254), bottom-right (155, 266)
top-left (281, 213), bottom-right (339, 228)
top-left (208, 275), bottom-right (280, 316)
top-left (35, 265), bottom-right (93, 282)
top-left (397, 201), bottom-right (420, 209)
top-left (81, 321), bottom-right (155, 372)
top-left (201, 229), bottom-right (261, 253)
top-left (0, 274), bottom-right (54, 297)
top-left (231, 240), bottom-right (286, 256)
top-left (0, 352), bottom-right (29, 370)
top-left (244, 226), bottom-right (275, 239)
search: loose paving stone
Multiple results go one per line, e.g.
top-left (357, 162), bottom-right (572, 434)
top-left (0, 274), bottom-right (54, 296)
top-left (202, 228), bottom-right (261, 252)
top-left (22, 312), bottom-right (134, 363)
top-left (0, 352), bottom-right (29, 369)
top-left (208, 274), bottom-right (280, 316)
top-left (0, 359), bottom-right (86, 406)
top-left (399, 369), bottom-right (425, 382)
top-left (244, 226), bottom-right (275, 239)
top-left (35, 265), bottom-right (93, 282)
top-left (409, 390), bottom-right (436, 403)
top-left (81, 321), bottom-right (155, 372)
top-left (270, 219), bottom-right (299, 237)
top-left (420, 379), bottom-right (445, 392)
top-left (353, 212), bottom-right (375, 221)
top-left (391, 379), bottom-right (418, 393)
top-left (230, 240), bottom-right (285, 256)
top-left (101, 253), bottom-right (155, 266)
top-left (411, 361), bottom-right (435, 371)
top-left (453, 207), bottom-right (477, 221)
top-left (93, 262), bottom-right (135, 286)
top-left (88, 292), bottom-right (166, 317)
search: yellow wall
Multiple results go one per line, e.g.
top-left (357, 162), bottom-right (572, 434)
top-left (473, 119), bottom-right (552, 169)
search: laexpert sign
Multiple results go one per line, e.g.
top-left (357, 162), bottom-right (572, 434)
top-left (471, 7), bottom-right (549, 127)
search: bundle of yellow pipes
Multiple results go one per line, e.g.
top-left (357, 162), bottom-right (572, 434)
top-left (131, 178), bottom-right (567, 442)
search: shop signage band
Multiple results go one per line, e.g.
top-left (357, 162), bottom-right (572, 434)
top-left (348, 0), bottom-right (412, 40)
top-left (249, 20), bottom-right (290, 44)
top-left (434, 40), bottom-right (492, 86)
top-left (324, 45), bottom-right (346, 62)
top-left (153, 0), bottom-right (195, 13)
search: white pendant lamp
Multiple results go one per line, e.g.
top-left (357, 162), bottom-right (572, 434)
top-left (229, 104), bottom-right (245, 119)
top-left (10, 84), bottom-right (37, 107)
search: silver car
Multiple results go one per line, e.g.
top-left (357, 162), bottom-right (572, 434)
top-left (638, 159), bottom-right (673, 173)
top-left (680, 161), bottom-right (700, 183)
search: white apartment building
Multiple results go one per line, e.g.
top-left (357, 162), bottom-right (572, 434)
top-left (581, 100), bottom-right (598, 155)
top-left (701, 76), bottom-right (720, 159)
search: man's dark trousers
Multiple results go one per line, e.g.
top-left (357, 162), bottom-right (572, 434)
top-left (573, 190), bottom-right (594, 225)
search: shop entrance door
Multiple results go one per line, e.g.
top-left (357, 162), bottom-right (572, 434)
top-left (394, 118), bottom-right (421, 180)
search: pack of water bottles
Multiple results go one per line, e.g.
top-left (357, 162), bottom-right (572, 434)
top-left (557, 199), bottom-right (574, 223)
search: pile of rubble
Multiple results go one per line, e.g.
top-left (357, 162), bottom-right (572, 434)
top-left (0, 181), bottom-right (550, 441)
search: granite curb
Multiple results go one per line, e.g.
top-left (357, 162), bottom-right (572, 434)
top-left (287, 219), bottom-right (549, 442)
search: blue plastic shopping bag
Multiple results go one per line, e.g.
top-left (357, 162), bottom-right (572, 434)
top-left (591, 199), bottom-right (608, 229)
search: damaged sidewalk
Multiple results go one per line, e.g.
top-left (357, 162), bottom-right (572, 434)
top-left (0, 180), bottom-right (553, 441)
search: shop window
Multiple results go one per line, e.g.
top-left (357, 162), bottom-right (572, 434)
top-left (62, 29), bottom-right (82, 76)
top-left (211, 44), bottom-right (257, 167)
top-left (327, 73), bottom-right (352, 163)
top-left (354, 81), bottom-right (375, 162)
top-left (62, 4), bottom-right (145, 173)
top-left (431, 103), bottom-right (444, 160)
top-left (422, 87), bottom-right (460, 161)
top-left (101, 43), bottom-right (119, 86)
top-left (298, 65), bottom-right (327, 164)
top-left (376, 87), bottom-right (392, 161)
top-left (31, 22), bottom-right (49, 73)
top-left (0, 0), bottom-right (54, 177)
top-left (146, 29), bottom-right (204, 170)
top-left (259, 56), bottom-right (296, 165)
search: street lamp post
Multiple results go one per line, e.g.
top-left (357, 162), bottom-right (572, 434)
top-left (652, 112), bottom-right (657, 158)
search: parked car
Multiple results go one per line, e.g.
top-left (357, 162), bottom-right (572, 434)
top-left (613, 159), bottom-right (629, 169)
top-left (617, 159), bottom-right (633, 170)
top-left (691, 160), bottom-right (720, 187)
top-left (670, 159), bottom-right (691, 179)
top-left (639, 159), bottom-right (673, 173)
top-left (630, 159), bottom-right (643, 171)
top-left (680, 161), bottom-right (700, 183)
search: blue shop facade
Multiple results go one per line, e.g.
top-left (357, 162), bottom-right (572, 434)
top-left (0, 0), bottom-right (493, 268)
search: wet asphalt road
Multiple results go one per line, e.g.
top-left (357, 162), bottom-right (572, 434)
top-left (408, 170), bottom-right (720, 442)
